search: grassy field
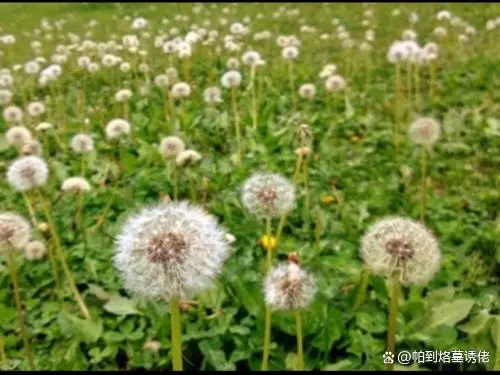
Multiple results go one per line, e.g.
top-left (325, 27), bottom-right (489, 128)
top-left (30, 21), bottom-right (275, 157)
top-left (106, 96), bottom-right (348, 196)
top-left (0, 2), bottom-right (499, 371)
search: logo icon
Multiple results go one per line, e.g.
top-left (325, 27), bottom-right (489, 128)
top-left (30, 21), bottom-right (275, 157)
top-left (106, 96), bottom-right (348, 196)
top-left (383, 351), bottom-right (395, 364)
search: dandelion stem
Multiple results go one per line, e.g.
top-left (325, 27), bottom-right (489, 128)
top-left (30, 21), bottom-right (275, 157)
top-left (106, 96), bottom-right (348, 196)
top-left (353, 268), bottom-right (372, 311)
top-left (288, 62), bottom-right (297, 111)
top-left (295, 311), bottom-right (304, 370)
top-left (77, 192), bottom-right (88, 252)
top-left (250, 64), bottom-right (258, 130)
top-left (231, 87), bottom-right (241, 161)
top-left (386, 272), bottom-right (400, 371)
top-left (169, 296), bottom-right (183, 371)
top-left (420, 147), bottom-right (428, 223)
top-left (22, 192), bottom-right (38, 226)
top-left (262, 306), bottom-right (272, 371)
top-left (394, 62), bottom-right (402, 152)
top-left (414, 63), bottom-right (421, 112)
top-left (7, 250), bottom-right (36, 370)
top-left (37, 189), bottom-right (91, 320)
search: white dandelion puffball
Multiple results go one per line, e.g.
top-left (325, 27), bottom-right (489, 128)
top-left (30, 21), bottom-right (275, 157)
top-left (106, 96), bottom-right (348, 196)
top-left (325, 74), bottom-right (346, 92)
top-left (241, 173), bottom-right (296, 218)
top-left (203, 86), bottom-right (223, 104)
top-left (3, 105), bottom-right (23, 123)
top-left (27, 101), bottom-right (46, 117)
top-left (387, 41), bottom-right (409, 63)
top-left (242, 50), bottom-right (264, 66)
top-left (319, 64), bottom-right (337, 79)
top-left (24, 60), bottom-right (41, 75)
top-left (115, 88), bottom-right (133, 102)
top-left (0, 89), bottom-right (13, 105)
top-left (105, 118), bottom-right (131, 140)
top-left (264, 262), bottom-right (316, 311)
top-left (70, 133), bottom-right (94, 154)
top-left (221, 71), bottom-right (242, 89)
top-left (61, 177), bottom-right (91, 193)
top-left (170, 82), bottom-right (191, 99)
top-left (154, 74), bottom-right (171, 89)
top-left (175, 149), bottom-right (202, 166)
top-left (298, 83), bottom-right (316, 99)
top-left (0, 212), bottom-right (31, 251)
top-left (6, 126), bottom-right (32, 148)
top-left (433, 26), bottom-right (448, 38)
top-left (7, 156), bottom-right (49, 192)
top-left (114, 201), bottom-right (231, 300)
top-left (25, 240), bottom-right (46, 260)
top-left (159, 136), bottom-right (185, 158)
top-left (409, 117), bottom-right (441, 146)
top-left (281, 45), bottom-right (299, 60)
top-left (120, 62), bottom-right (131, 73)
top-left (361, 217), bottom-right (441, 285)
top-left (22, 139), bottom-right (42, 156)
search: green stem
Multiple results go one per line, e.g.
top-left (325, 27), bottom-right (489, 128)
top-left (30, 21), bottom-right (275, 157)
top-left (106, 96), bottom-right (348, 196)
top-left (173, 163), bottom-right (179, 200)
top-left (37, 189), bottom-right (91, 320)
top-left (7, 251), bottom-right (36, 370)
top-left (0, 334), bottom-right (6, 367)
top-left (251, 65), bottom-right (258, 130)
top-left (295, 311), bottom-right (304, 370)
top-left (169, 296), bottom-right (183, 371)
top-left (386, 272), bottom-right (401, 371)
top-left (231, 87), bottom-right (241, 162)
top-left (420, 148), bottom-right (428, 223)
top-left (262, 306), bottom-right (272, 371)
top-left (394, 62), bottom-right (402, 152)
top-left (77, 193), bottom-right (88, 252)
top-left (353, 268), bottom-right (371, 311)
top-left (288, 62), bottom-right (296, 111)
top-left (414, 63), bottom-right (421, 112)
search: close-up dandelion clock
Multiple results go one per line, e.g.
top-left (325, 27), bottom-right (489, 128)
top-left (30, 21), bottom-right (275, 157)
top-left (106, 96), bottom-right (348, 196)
top-left (0, 212), bottom-right (31, 251)
top-left (241, 173), bottom-right (296, 218)
top-left (105, 118), bottom-right (131, 140)
top-left (360, 216), bottom-right (441, 285)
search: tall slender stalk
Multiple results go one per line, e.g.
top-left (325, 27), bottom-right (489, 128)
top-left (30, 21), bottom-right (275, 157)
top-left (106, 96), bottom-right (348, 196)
top-left (0, 334), bottom-right (6, 367)
top-left (288, 62), bottom-right (297, 111)
top-left (295, 311), bottom-right (304, 370)
top-left (36, 189), bottom-right (91, 320)
top-left (169, 296), bottom-right (183, 371)
top-left (22, 192), bottom-right (38, 226)
top-left (394, 62), bottom-right (402, 152)
top-left (414, 63), bottom-right (421, 112)
top-left (353, 268), bottom-right (372, 311)
top-left (420, 147), bottom-right (428, 223)
top-left (250, 64), bottom-right (258, 130)
top-left (262, 216), bottom-right (273, 370)
top-left (230, 87), bottom-right (241, 161)
top-left (7, 250), bottom-right (36, 370)
top-left (386, 272), bottom-right (401, 371)
top-left (77, 193), bottom-right (88, 252)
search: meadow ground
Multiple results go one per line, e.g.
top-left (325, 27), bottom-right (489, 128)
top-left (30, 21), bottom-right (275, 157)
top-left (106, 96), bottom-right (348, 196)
top-left (0, 2), bottom-right (499, 371)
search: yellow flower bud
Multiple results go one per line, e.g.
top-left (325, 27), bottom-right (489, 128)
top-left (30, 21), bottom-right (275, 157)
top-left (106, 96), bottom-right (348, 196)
top-left (260, 234), bottom-right (277, 251)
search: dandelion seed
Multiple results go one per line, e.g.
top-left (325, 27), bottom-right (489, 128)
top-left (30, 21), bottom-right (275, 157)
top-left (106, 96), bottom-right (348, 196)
top-left (6, 126), bottom-right (32, 148)
top-left (159, 136), bottom-right (185, 158)
top-left (61, 177), bottom-right (91, 194)
top-left (24, 240), bottom-right (46, 260)
top-left (0, 212), bottom-right (31, 251)
top-left (175, 149), bottom-right (202, 166)
top-left (409, 117), bottom-right (441, 146)
top-left (105, 118), bottom-right (131, 140)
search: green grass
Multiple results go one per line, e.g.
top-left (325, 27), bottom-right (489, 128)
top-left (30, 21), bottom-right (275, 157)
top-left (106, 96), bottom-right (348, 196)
top-left (0, 2), bottom-right (499, 371)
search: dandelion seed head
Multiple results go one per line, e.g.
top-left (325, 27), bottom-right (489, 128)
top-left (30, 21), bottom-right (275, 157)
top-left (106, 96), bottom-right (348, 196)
top-left (115, 88), bottom-right (133, 102)
top-left (241, 173), bottom-right (295, 218)
top-left (7, 155), bottom-right (48, 192)
top-left (114, 201), bottom-right (231, 300)
top-left (25, 240), bottom-right (46, 260)
top-left (0, 89), bottom-right (12, 105)
top-left (6, 126), bottom-right (32, 148)
top-left (281, 45), bottom-right (299, 60)
top-left (105, 118), bottom-right (131, 140)
top-left (3, 105), bottom-right (23, 123)
top-left (36, 122), bottom-right (53, 132)
top-left (171, 82), bottom-right (191, 99)
top-left (221, 70), bottom-right (242, 88)
top-left (409, 117), bottom-right (441, 146)
top-left (70, 133), bottom-right (94, 154)
top-left (175, 149), bottom-right (202, 166)
top-left (298, 83), bottom-right (316, 99)
top-left (61, 176), bottom-right (91, 193)
top-left (226, 57), bottom-right (240, 70)
top-left (27, 101), bottom-right (45, 117)
top-left (203, 86), bottom-right (222, 104)
top-left (159, 136), bottom-right (185, 158)
top-left (0, 212), bottom-right (31, 251)
top-left (325, 74), bottom-right (346, 92)
top-left (22, 139), bottom-right (42, 156)
top-left (264, 262), bottom-right (316, 311)
top-left (361, 216), bottom-right (441, 285)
